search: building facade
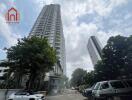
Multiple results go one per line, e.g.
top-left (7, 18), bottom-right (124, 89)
top-left (0, 67), bottom-right (9, 82)
top-left (29, 4), bottom-right (66, 92)
top-left (0, 60), bottom-right (9, 83)
top-left (87, 36), bottom-right (102, 66)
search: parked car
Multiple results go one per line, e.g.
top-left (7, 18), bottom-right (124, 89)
top-left (92, 79), bottom-right (132, 100)
top-left (71, 87), bottom-right (75, 90)
top-left (82, 84), bottom-right (95, 97)
top-left (8, 90), bottom-right (45, 100)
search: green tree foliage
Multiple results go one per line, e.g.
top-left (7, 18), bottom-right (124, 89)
top-left (70, 68), bottom-right (87, 87)
top-left (95, 35), bottom-right (132, 81)
top-left (84, 71), bottom-right (95, 86)
top-left (0, 36), bottom-right (56, 90)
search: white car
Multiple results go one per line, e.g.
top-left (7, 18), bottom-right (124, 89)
top-left (8, 90), bottom-right (45, 100)
top-left (92, 80), bottom-right (132, 100)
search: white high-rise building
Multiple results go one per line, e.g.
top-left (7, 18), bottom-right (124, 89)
top-left (87, 36), bottom-right (102, 66)
top-left (29, 4), bottom-right (66, 91)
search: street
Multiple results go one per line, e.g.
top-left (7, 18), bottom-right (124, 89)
top-left (47, 89), bottom-right (87, 100)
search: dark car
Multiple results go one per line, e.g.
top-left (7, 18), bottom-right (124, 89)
top-left (82, 84), bottom-right (95, 97)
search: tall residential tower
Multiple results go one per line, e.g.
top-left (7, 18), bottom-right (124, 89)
top-left (29, 4), bottom-right (66, 91)
top-left (87, 36), bottom-right (102, 66)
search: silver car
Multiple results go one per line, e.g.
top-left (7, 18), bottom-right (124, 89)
top-left (92, 80), bottom-right (132, 100)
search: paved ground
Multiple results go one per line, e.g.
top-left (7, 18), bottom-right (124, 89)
top-left (47, 89), bottom-right (87, 100)
top-left (46, 89), bottom-right (132, 100)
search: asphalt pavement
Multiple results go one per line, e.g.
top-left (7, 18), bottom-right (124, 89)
top-left (47, 89), bottom-right (87, 100)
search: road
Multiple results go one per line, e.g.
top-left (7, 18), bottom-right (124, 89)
top-left (46, 89), bottom-right (131, 100)
top-left (47, 89), bottom-right (87, 100)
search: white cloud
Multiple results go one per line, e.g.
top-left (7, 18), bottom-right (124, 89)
top-left (89, 0), bottom-right (128, 16)
top-left (0, 48), bottom-right (5, 52)
top-left (124, 13), bottom-right (132, 20)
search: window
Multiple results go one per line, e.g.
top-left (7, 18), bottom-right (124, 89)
top-left (52, 79), bottom-right (55, 84)
top-left (101, 82), bottom-right (109, 89)
top-left (15, 92), bottom-right (27, 95)
top-left (0, 76), bottom-right (5, 80)
top-left (110, 81), bottom-right (125, 89)
top-left (4, 69), bottom-right (8, 72)
top-left (94, 83), bottom-right (100, 90)
top-left (126, 80), bottom-right (132, 87)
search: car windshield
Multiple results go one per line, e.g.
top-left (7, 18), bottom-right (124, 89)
top-left (91, 84), bottom-right (96, 89)
top-left (15, 90), bottom-right (34, 95)
top-left (110, 81), bottom-right (125, 89)
top-left (15, 91), bottom-right (28, 95)
top-left (94, 83), bottom-right (100, 90)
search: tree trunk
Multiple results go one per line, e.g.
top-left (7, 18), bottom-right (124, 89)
top-left (16, 73), bottom-right (22, 88)
top-left (27, 71), bottom-right (37, 91)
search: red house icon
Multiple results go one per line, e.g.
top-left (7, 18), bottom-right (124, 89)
top-left (5, 7), bottom-right (20, 23)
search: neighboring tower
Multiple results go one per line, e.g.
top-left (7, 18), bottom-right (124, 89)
top-left (29, 4), bottom-right (66, 91)
top-left (87, 36), bottom-right (102, 66)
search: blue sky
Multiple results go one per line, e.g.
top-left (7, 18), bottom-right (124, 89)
top-left (0, 0), bottom-right (132, 78)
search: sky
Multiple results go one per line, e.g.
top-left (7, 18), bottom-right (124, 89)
top-left (0, 0), bottom-right (132, 78)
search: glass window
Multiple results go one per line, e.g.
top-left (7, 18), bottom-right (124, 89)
top-left (94, 83), bottom-right (100, 90)
top-left (101, 82), bottom-right (109, 89)
top-left (110, 81), bottom-right (125, 89)
top-left (4, 69), bottom-right (8, 72)
top-left (15, 90), bottom-right (34, 95)
top-left (15, 92), bottom-right (27, 95)
top-left (126, 80), bottom-right (132, 87)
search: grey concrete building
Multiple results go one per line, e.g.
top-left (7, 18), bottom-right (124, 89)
top-left (87, 36), bottom-right (102, 66)
top-left (29, 4), bottom-right (66, 92)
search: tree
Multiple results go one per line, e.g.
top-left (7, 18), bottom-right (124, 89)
top-left (70, 68), bottom-right (87, 87)
top-left (0, 36), bottom-right (57, 90)
top-left (95, 35), bottom-right (132, 80)
top-left (84, 71), bottom-right (95, 86)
